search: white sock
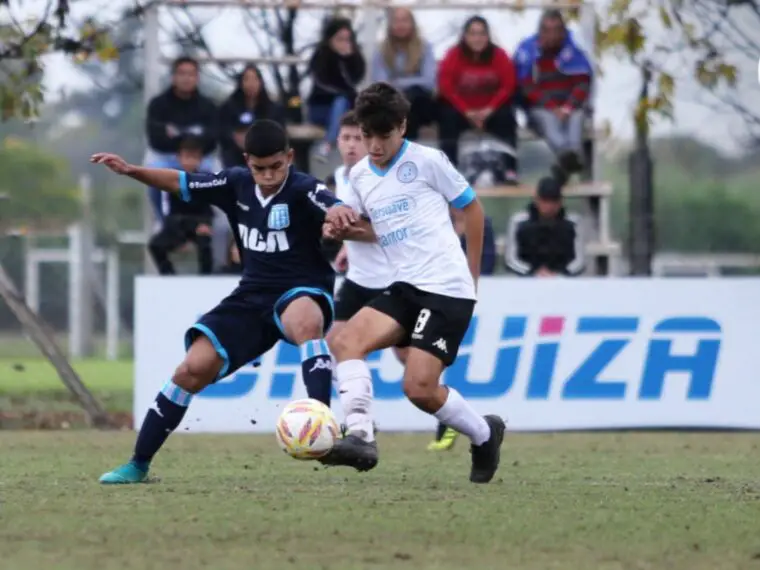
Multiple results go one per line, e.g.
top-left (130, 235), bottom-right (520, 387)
top-left (336, 359), bottom-right (375, 442)
top-left (434, 388), bottom-right (490, 446)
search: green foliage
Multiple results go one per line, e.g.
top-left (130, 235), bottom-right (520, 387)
top-left (605, 138), bottom-right (760, 253)
top-left (598, 0), bottom-right (743, 131)
top-left (0, 7), bottom-right (119, 121)
top-left (0, 137), bottom-right (79, 226)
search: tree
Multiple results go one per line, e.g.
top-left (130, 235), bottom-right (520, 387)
top-left (598, 0), bottom-right (757, 143)
top-left (0, 0), bottom-right (120, 120)
top-left (0, 136), bottom-right (79, 227)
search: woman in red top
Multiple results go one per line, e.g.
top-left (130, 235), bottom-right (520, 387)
top-left (438, 16), bottom-right (519, 184)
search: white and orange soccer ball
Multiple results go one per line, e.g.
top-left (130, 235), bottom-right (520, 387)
top-left (275, 398), bottom-right (340, 459)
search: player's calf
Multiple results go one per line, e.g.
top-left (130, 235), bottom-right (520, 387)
top-left (279, 296), bottom-right (332, 407)
top-left (99, 337), bottom-right (223, 484)
top-left (404, 348), bottom-right (505, 483)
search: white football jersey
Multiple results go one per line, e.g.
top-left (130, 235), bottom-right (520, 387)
top-left (346, 141), bottom-right (477, 300)
top-left (334, 165), bottom-right (393, 290)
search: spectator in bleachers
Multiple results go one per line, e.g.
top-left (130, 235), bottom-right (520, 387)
top-left (307, 18), bottom-right (366, 162)
top-left (514, 10), bottom-right (592, 179)
top-left (145, 56), bottom-right (218, 221)
top-left (505, 176), bottom-right (584, 277)
top-left (148, 137), bottom-right (214, 276)
top-left (371, 8), bottom-right (437, 140)
top-left (437, 16), bottom-right (519, 184)
top-left (218, 64), bottom-right (285, 168)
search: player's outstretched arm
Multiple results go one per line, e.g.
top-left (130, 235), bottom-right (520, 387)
top-left (90, 153), bottom-right (182, 193)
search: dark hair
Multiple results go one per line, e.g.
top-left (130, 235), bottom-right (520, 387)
top-left (244, 119), bottom-right (289, 157)
top-left (177, 136), bottom-right (204, 155)
top-left (539, 9), bottom-right (565, 28)
top-left (339, 111), bottom-right (359, 129)
top-left (233, 64), bottom-right (273, 109)
top-left (321, 17), bottom-right (354, 46)
top-left (459, 16), bottom-right (495, 62)
top-left (172, 56), bottom-right (199, 73)
top-left (324, 174), bottom-right (337, 188)
top-left (354, 82), bottom-right (410, 136)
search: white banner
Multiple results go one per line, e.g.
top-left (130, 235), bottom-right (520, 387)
top-left (135, 276), bottom-right (760, 433)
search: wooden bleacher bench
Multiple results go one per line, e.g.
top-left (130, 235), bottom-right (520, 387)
top-left (475, 181), bottom-right (612, 199)
top-left (286, 123), bottom-right (326, 141)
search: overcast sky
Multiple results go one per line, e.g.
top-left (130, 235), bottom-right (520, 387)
top-left (39, 0), bottom-right (760, 155)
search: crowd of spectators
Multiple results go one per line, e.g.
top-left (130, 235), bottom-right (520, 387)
top-left (143, 8), bottom-right (591, 277)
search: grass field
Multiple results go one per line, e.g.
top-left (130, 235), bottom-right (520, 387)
top-left (2, 432), bottom-right (760, 569)
top-left (2, 359), bottom-right (760, 569)
top-left (0, 358), bottom-right (132, 426)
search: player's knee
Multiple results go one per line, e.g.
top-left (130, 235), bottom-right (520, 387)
top-left (403, 376), bottom-right (437, 408)
top-left (330, 328), bottom-right (363, 360)
top-left (172, 360), bottom-right (215, 394)
top-left (286, 315), bottom-right (324, 345)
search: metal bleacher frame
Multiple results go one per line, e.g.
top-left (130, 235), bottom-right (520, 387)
top-left (142, 0), bottom-right (618, 275)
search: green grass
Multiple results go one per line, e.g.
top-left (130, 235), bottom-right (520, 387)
top-left (0, 358), bottom-right (132, 414)
top-left (1, 432), bottom-right (760, 569)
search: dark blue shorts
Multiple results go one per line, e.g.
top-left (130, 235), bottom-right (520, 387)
top-left (184, 286), bottom-right (334, 380)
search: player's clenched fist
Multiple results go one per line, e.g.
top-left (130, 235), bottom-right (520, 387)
top-left (90, 153), bottom-right (134, 175)
top-left (325, 204), bottom-right (360, 230)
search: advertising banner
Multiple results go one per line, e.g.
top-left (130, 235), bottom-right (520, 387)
top-left (135, 277), bottom-right (760, 432)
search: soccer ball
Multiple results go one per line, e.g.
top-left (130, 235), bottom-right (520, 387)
top-left (275, 398), bottom-right (340, 459)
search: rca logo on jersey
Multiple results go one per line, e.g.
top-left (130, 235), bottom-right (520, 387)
top-left (189, 178), bottom-right (226, 189)
top-left (199, 315), bottom-right (721, 402)
top-left (237, 224), bottom-right (290, 253)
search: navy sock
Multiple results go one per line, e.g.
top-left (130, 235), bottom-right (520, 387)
top-left (132, 381), bottom-right (193, 468)
top-left (300, 339), bottom-right (333, 406)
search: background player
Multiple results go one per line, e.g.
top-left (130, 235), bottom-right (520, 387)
top-left (91, 119), bottom-right (359, 484)
top-left (327, 111), bottom-right (395, 440)
top-left (323, 82), bottom-right (506, 484)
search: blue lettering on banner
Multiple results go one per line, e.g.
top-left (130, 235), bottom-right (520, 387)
top-left (198, 316), bottom-right (722, 401)
top-left (378, 228), bottom-right (408, 248)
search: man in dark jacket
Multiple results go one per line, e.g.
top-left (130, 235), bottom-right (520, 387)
top-left (505, 176), bottom-right (585, 276)
top-left (145, 56), bottom-right (218, 221)
top-left (147, 137), bottom-right (214, 275)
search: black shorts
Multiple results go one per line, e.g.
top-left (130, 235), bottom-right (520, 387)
top-left (334, 279), bottom-right (386, 321)
top-left (368, 282), bottom-right (475, 367)
top-left (185, 286), bottom-right (334, 380)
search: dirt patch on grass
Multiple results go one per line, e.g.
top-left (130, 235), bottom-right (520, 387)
top-left (0, 410), bottom-right (132, 430)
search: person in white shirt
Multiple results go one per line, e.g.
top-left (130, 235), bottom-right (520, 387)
top-left (327, 111), bottom-right (400, 437)
top-left (322, 82), bottom-right (506, 484)
top-left (329, 111), bottom-right (394, 328)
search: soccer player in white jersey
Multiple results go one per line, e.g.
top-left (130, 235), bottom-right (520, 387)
top-left (326, 111), bottom-right (393, 437)
top-left (322, 82), bottom-right (506, 484)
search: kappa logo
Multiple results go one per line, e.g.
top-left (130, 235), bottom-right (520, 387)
top-left (149, 400), bottom-right (164, 418)
top-left (308, 357), bottom-right (332, 373)
top-left (432, 338), bottom-right (448, 353)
